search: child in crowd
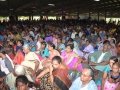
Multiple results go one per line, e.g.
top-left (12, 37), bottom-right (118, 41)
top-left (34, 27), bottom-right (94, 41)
top-left (102, 62), bottom-right (120, 90)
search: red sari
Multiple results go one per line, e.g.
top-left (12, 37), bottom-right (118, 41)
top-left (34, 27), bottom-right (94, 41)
top-left (14, 51), bottom-right (24, 64)
top-left (53, 68), bottom-right (72, 90)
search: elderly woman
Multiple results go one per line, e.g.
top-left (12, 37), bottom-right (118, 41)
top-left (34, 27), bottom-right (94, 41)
top-left (21, 44), bottom-right (43, 76)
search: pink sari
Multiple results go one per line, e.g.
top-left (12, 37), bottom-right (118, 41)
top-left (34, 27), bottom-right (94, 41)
top-left (104, 80), bottom-right (119, 90)
top-left (61, 51), bottom-right (83, 71)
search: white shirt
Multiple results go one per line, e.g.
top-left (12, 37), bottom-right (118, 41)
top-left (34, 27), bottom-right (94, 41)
top-left (21, 52), bottom-right (43, 70)
top-left (36, 41), bottom-right (41, 51)
top-left (97, 52), bottom-right (106, 63)
top-left (0, 58), bottom-right (9, 74)
top-left (71, 32), bottom-right (77, 39)
top-left (69, 77), bottom-right (97, 90)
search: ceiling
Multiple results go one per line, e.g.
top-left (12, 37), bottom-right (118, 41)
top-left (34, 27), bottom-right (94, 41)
top-left (0, 0), bottom-right (120, 17)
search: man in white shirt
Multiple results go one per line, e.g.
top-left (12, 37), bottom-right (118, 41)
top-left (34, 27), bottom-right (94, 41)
top-left (69, 68), bottom-right (97, 90)
top-left (71, 30), bottom-right (77, 39)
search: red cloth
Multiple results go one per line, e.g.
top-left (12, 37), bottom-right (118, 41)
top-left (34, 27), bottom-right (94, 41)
top-left (14, 51), bottom-right (24, 64)
top-left (8, 53), bottom-right (15, 60)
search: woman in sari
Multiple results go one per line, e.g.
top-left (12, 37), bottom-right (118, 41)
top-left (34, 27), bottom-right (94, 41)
top-left (36, 56), bottom-right (71, 90)
top-left (42, 42), bottom-right (60, 68)
top-left (48, 42), bottom-right (60, 60)
top-left (14, 40), bottom-right (24, 65)
top-left (61, 44), bottom-right (83, 72)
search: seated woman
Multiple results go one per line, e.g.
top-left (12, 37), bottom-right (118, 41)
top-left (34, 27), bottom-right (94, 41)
top-left (36, 56), bottom-right (71, 90)
top-left (14, 40), bottom-right (24, 65)
top-left (61, 44), bottom-right (83, 72)
top-left (48, 42), bottom-right (60, 60)
top-left (56, 37), bottom-right (65, 53)
top-left (28, 36), bottom-right (36, 52)
top-left (42, 42), bottom-right (60, 68)
top-left (39, 41), bottom-right (49, 58)
top-left (94, 56), bottom-right (118, 72)
top-left (102, 62), bottom-right (120, 90)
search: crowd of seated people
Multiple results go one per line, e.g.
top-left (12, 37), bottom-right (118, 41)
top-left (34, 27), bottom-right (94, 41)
top-left (0, 19), bottom-right (120, 90)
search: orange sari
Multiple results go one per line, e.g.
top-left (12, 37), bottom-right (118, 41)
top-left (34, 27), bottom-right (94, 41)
top-left (14, 51), bottom-right (24, 64)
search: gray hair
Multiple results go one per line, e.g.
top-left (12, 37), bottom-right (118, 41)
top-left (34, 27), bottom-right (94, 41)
top-left (88, 68), bottom-right (94, 78)
top-left (84, 68), bottom-right (94, 79)
top-left (23, 44), bottom-right (30, 50)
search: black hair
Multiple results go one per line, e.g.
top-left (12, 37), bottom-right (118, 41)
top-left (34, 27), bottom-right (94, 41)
top-left (0, 49), bottom-right (6, 54)
top-left (86, 39), bottom-right (91, 43)
top-left (103, 40), bottom-right (110, 45)
top-left (68, 38), bottom-right (73, 42)
top-left (15, 75), bottom-right (28, 87)
top-left (17, 40), bottom-right (24, 46)
top-left (110, 56), bottom-right (118, 63)
top-left (75, 34), bottom-right (79, 37)
top-left (37, 36), bottom-right (44, 41)
top-left (48, 42), bottom-right (55, 49)
top-left (66, 44), bottom-right (74, 50)
top-left (41, 41), bottom-right (47, 47)
top-left (29, 36), bottom-right (34, 41)
top-left (52, 56), bottom-right (62, 64)
top-left (58, 37), bottom-right (62, 41)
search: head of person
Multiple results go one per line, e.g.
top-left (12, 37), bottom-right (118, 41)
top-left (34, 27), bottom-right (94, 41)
top-left (41, 41), bottom-right (47, 49)
top-left (86, 40), bottom-right (91, 46)
top-left (112, 62), bottom-right (120, 73)
top-left (75, 34), bottom-right (79, 38)
top-left (102, 44), bottom-right (109, 52)
top-left (57, 37), bottom-right (62, 44)
top-left (37, 36), bottom-right (44, 42)
top-left (109, 56), bottom-right (118, 68)
top-left (66, 44), bottom-right (74, 53)
top-left (16, 75), bottom-right (29, 90)
top-left (68, 38), bottom-right (73, 44)
top-left (23, 44), bottom-right (30, 54)
top-left (0, 49), bottom-right (6, 58)
top-left (48, 42), bottom-right (55, 51)
top-left (29, 36), bottom-right (34, 42)
top-left (81, 68), bottom-right (93, 84)
top-left (110, 38), bottom-right (116, 44)
top-left (97, 36), bottom-right (101, 42)
top-left (17, 40), bottom-right (24, 47)
top-left (52, 56), bottom-right (62, 70)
